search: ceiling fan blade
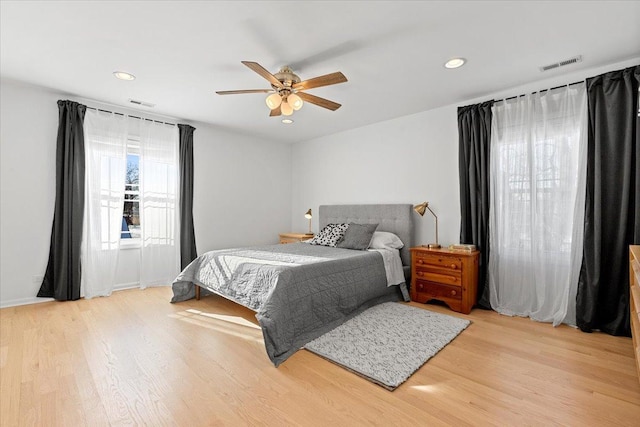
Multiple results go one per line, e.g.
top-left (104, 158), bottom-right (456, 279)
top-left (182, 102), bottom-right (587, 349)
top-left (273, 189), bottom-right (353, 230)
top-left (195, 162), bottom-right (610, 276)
top-left (296, 92), bottom-right (341, 111)
top-left (242, 61), bottom-right (284, 89)
top-left (292, 72), bottom-right (347, 90)
top-left (216, 89), bottom-right (273, 95)
top-left (269, 106), bottom-right (282, 117)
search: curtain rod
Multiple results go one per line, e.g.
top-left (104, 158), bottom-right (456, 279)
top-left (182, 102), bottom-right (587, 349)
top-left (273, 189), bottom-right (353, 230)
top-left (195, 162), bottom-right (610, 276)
top-left (85, 106), bottom-right (176, 126)
top-left (493, 80), bottom-right (584, 103)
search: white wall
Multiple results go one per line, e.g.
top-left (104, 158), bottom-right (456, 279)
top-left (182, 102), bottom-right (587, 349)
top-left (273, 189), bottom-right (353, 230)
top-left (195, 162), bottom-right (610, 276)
top-left (0, 78), bottom-right (291, 307)
top-left (290, 57), bottom-right (640, 247)
top-left (291, 106), bottom-right (459, 247)
top-left (1, 80), bottom-right (59, 306)
top-left (192, 121), bottom-right (292, 252)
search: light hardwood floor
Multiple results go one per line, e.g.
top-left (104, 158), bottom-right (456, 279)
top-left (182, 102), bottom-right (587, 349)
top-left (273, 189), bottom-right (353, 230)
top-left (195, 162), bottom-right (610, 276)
top-left (1, 287), bottom-right (639, 426)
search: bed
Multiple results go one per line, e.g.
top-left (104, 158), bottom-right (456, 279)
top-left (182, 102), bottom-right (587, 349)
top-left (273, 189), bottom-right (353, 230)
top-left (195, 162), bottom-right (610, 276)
top-left (171, 204), bottom-right (414, 366)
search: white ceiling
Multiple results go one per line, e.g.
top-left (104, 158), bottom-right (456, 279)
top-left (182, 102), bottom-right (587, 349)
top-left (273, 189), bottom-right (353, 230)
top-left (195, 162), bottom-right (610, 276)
top-left (1, 1), bottom-right (639, 143)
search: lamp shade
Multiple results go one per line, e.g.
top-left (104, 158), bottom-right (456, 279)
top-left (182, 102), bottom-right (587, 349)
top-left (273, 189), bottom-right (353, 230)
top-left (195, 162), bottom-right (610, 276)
top-left (414, 202), bottom-right (428, 216)
top-left (281, 100), bottom-right (293, 116)
top-left (288, 93), bottom-right (303, 110)
top-left (266, 93), bottom-right (282, 109)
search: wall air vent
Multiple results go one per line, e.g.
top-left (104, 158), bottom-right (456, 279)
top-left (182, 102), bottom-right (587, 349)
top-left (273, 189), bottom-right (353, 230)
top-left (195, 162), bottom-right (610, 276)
top-left (128, 99), bottom-right (155, 108)
top-left (539, 55), bottom-right (582, 72)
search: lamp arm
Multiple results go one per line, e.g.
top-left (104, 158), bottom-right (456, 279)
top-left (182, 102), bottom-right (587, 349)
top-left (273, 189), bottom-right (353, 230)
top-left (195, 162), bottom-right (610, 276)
top-left (426, 206), bottom-right (439, 246)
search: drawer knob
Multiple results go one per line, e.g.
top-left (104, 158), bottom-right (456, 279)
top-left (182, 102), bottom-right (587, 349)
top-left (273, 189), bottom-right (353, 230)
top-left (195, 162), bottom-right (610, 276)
top-left (450, 290), bottom-right (457, 296)
top-left (418, 283), bottom-right (423, 290)
top-left (417, 260), bottom-right (424, 264)
top-left (450, 264), bottom-right (457, 269)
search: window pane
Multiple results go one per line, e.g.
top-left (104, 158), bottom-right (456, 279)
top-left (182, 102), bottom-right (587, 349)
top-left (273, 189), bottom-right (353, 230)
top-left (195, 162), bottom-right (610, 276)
top-left (126, 154), bottom-right (139, 184)
top-left (122, 153), bottom-right (140, 239)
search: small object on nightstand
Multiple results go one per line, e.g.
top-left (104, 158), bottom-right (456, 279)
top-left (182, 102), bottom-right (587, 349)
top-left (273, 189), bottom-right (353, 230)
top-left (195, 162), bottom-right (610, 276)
top-left (279, 232), bottom-right (314, 244)
top-left (449, 244), bottom-right (476, 252)
top-left (410, 246), bottom-right (479, 314)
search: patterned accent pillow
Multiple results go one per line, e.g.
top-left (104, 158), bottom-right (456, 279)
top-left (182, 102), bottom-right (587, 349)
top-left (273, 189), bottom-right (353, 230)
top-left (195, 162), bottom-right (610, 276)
top-left (309, 223), bottom-right (349, 247)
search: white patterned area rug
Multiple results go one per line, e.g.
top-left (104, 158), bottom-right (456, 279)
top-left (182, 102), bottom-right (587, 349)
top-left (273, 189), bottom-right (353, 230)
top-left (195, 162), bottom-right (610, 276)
top-left (304, 302), bottom-right (470, 390)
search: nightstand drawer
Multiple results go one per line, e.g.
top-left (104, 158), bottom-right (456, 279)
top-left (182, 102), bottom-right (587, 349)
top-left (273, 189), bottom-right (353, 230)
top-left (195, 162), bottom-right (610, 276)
top-left (415, 280), bottom-right (462, 300)
top-left (414, 254), bottom-right (462, 271)
top-left (414, 269), bottom-right (461, 285)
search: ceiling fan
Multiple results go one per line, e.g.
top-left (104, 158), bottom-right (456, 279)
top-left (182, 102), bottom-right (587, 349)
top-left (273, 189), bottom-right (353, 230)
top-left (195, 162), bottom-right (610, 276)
top-left (216, 61), bottom-right (347, 117)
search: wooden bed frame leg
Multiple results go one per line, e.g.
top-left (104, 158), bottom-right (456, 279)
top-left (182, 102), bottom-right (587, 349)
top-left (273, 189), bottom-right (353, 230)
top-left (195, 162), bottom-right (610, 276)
top-left (195, 285), bottom-right (201, 300)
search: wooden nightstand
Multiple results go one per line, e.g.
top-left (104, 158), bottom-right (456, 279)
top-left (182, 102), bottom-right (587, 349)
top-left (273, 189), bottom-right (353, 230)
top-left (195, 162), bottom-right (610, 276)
top-left (410, 247), bottom-right (479, 314)
top-left (279, 233), bottom-right (314, 244)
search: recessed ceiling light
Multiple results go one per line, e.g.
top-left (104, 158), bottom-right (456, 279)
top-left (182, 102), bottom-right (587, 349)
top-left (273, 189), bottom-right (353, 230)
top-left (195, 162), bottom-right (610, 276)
top-left (281, 119), bottom-right (294, 124)
top-left (444, 58), bottom-right (466, 69)
top-left (113, 71), bottom-right (136, 81)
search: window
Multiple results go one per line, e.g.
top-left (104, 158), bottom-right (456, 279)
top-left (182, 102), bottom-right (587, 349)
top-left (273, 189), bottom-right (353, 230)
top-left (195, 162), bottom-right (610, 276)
top-left (498, 132), bottom-right (581, 254)
top-left (83, 109), bottom-right (180, 296)
top-left (122, 149), bottom-right (141, 239)
top-left (488, 84), bottom-right (587, 325)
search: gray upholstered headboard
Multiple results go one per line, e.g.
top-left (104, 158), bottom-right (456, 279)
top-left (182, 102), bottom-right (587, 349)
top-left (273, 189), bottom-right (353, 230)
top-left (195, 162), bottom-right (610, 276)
top-left (319, 204), bottom-right (413, 267)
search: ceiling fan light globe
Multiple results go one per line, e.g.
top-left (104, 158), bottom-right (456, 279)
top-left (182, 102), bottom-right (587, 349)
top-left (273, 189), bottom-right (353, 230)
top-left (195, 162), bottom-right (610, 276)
top-left (288, 93), bottom-right (303, 110)
top-left (281, 101), bottom-right (293, 116)
top-left (266, 93), bottom-right (282, 109)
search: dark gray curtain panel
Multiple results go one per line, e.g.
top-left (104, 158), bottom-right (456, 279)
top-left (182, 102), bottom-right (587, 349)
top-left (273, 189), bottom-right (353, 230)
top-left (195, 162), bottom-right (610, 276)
top-left (178, 124), bottom-right (198, 270)
top-left (458, 101), bottom-right (493, 308)
top-left (38, 100), bottom-right (87, 301)
top-left (577, 65), bottom-right (640, 336)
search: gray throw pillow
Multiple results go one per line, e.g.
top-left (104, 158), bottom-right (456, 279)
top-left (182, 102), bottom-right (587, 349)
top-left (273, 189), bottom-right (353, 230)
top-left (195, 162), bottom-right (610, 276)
top-left (336, 223), bottom-right (379, 250)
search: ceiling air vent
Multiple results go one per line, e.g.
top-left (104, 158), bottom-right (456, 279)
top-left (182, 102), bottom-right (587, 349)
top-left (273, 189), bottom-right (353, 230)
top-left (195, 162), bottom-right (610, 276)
top-left (128, 98), bottom-right (155, 108)
top-left (539, 55), bottom-right (582, 72)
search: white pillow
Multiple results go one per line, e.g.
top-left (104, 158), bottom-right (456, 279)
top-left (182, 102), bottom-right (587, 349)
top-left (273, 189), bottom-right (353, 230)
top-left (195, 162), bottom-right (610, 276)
top-left (369, 231), bottom-right (404, 249)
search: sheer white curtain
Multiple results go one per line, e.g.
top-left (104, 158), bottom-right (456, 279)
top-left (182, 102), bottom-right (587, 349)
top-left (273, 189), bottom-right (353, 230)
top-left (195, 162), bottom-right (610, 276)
top-left (488, 84), bottom-right (587, 326)
top-left (136, 119), bottom-right (180, 287)
top-left (81, 110), bottom-right (128, 298)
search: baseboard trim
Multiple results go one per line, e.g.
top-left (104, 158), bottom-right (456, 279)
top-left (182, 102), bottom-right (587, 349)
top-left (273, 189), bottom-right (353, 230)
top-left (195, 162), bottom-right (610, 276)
top-left (0, 296), bottom-right (55, 309)
top-left (114, 282), bottom-right (140, 291)
top-left (0, 283), bottom-right (171, 309)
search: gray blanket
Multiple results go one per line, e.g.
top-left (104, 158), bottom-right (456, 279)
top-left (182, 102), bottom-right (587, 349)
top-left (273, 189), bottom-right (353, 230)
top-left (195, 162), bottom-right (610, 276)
top-left (171, 243), bottom-right (407, 366)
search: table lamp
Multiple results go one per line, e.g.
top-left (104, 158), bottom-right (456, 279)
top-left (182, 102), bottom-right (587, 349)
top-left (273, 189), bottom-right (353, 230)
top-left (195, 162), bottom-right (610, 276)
top-left (304, 209), bottom-right (313, 235)
top-left (413, 201), bottom-right (441, 248)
